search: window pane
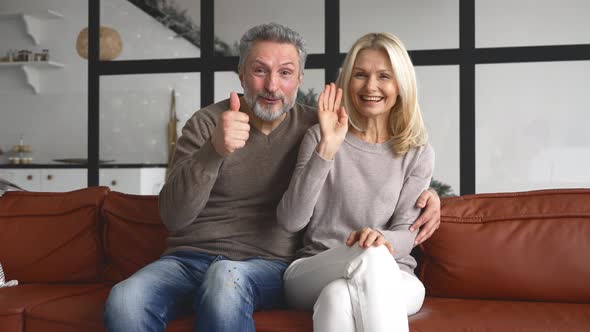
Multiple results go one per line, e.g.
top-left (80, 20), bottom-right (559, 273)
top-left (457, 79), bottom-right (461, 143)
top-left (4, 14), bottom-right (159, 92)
top-left (476, 61), bottom-right (590, 193)
top-left (476, 0), bottom-right (590, 47)
top-left (300, 69), bottom-right (324, 106)
top-left (416, 65), bottom-right (460, 196)
top-left (100, 73), bottom-right (200, 164)
top-left (214, 71), bottom-right (242, 103)
top-left (101, 0), bottom-right (201, 60)
top-left (215, 0), bottom-right (324, 54)
top-left (341, 0), bottom-right (459, 52)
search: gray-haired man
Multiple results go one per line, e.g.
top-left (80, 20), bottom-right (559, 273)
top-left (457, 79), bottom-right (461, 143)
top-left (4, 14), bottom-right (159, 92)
top-left (104, 23), bottom-right (440, 331)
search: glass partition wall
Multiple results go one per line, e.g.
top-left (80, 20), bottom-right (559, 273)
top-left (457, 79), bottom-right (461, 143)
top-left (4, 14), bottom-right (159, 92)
top-left (2, 0), bottom-right (587, 194)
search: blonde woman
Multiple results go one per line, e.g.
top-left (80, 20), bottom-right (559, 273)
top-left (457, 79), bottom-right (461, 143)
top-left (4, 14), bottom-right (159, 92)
top-left (277, 32), bottom-right (434, 332)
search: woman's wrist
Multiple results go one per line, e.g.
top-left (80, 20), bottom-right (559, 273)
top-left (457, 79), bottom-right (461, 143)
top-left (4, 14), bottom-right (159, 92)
top-left (316, 139), bottom-right (341, 160)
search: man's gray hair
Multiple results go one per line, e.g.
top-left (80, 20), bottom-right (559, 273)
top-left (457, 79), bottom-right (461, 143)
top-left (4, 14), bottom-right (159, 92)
top-left (239, 23), bottom-right (307, 74)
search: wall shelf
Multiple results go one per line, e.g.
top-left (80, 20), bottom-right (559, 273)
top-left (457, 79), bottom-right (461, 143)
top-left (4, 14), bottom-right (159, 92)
top-left (0, 61), bottom-right (65, 94)
top-left (0, 10), bottom-right (64, 45)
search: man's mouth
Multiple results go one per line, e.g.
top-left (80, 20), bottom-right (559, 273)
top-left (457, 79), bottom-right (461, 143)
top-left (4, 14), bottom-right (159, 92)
top-left (259, 95), bottom-right (283, 105)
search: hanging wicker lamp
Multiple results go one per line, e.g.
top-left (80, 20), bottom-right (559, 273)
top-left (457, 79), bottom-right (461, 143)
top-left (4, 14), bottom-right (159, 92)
top-left (76, 26), bottom-right (122, 60)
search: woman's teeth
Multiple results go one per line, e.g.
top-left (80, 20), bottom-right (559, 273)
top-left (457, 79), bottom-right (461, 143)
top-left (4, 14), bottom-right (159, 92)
top-left (361, 96), bottom-right (383, 102)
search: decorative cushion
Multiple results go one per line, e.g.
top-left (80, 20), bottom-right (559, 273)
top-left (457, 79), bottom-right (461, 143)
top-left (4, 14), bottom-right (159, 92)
top-left (0, 187), bottom-right (109, 283)
top-left (0, 262), bottom-right (18, 288)
top-left (101, 192), bottom-right (168, 282)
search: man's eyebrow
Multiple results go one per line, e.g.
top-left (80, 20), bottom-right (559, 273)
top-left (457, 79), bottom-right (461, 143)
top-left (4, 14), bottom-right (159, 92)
top-left (251, 59), bottom-right (296, 68)
top-left (252, 59), bottom-right (270, 67)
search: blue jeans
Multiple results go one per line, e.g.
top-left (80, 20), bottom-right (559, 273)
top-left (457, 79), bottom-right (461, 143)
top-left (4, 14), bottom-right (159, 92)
top-left (103, 251), bottom-right (288, 332)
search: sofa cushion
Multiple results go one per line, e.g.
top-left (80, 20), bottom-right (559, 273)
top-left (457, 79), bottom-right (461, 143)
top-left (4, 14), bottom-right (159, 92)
top-left (24, 284), bottom-right (111, 332)
top-left (0, 187), bottom-right (109, 283)
top-left (26, 284), bottom-right (312, 332)
top-left (154, 314), bottom-right (310, 332)
top-left (419, 189), bottom-right (590, 303)
top-left (0, 283), bottom-right (107, 332)
top-left (409, 297), bottom-right (590, 332)
top-left (101, 192), bottom-right (168, 282)
top-left (254, 311), bottom-right (312, 332)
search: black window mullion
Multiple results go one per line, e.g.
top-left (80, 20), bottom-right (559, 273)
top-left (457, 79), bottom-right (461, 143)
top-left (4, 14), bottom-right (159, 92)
top-left (201, 0), bottom-right (214, 107)
top-left (459, 0), bottom-right (476, 195)
top-left (324, 0), bottom-right (340, 83)
top-left (87, 0), bottom-right (100, 187)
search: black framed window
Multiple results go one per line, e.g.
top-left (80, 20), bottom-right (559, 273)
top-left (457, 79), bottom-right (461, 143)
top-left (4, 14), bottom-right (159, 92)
top-left (83, 0), bottom-right (590, 194)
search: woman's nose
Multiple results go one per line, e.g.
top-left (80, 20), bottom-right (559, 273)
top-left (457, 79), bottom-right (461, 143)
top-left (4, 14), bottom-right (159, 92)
top-left (365, 75), bottom-right (378, 91)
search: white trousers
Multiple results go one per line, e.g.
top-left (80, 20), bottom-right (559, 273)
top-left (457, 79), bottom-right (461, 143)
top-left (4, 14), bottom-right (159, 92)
top-left (284, 245), bottom-right (425, 332)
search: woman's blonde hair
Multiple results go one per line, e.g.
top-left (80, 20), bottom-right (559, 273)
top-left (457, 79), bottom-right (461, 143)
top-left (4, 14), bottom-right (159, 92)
top-left (336, 32), bottom-right (427, 155)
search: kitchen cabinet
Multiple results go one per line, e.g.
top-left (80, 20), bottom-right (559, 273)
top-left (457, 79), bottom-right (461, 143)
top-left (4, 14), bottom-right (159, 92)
top-left (0, 168), bottom-right (86, 192)
top-left (99, 168), bottom-right (166, 195)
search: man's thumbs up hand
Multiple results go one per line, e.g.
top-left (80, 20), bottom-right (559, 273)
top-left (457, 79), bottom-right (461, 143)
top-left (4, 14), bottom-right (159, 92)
top-left (211, 92), bottom-right (250, 157)
top-left (229, 91), bottom-right (240, 112)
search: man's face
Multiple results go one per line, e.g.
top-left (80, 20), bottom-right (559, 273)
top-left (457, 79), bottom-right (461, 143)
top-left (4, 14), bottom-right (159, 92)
top-left (239, 41), bottom-right (302, 122)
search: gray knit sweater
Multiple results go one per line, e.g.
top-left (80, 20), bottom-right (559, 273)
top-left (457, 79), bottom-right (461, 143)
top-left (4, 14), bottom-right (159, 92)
top-left (159, 99), bottom-right (317, 262)
top-left (277, 124), bottom-right (434, 275)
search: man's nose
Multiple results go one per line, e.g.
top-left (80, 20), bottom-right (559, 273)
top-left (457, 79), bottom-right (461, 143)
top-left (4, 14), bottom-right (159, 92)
top-left (265, 73), bottom-right (279, 93)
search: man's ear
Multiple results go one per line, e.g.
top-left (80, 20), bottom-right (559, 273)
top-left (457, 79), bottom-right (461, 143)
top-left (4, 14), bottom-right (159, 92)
top-left (238, 65), bottom-right (244, 87)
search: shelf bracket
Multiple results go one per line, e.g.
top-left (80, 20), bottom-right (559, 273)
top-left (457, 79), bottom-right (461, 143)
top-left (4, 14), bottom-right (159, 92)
top-left (21, 14), bottom-right (42, 45)
top-left (0, 10), bottom-right (65, 45)
top-left (21, 65), bottom-right (40, 94)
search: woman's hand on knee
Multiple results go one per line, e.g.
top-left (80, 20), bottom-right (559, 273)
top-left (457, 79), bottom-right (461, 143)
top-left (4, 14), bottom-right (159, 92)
top-left (346, 228), bottom-right (394, 254)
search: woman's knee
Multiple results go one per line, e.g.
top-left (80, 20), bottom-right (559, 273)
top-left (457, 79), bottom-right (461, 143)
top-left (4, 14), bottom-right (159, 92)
top-left (362, 244), bottom-right (394, 260)
top-left (351, 245), bottom-right (398, 271)
top-left (314, 279), bottom-right (352, 314)
top-left (402, 271), bottom-right (425, 315)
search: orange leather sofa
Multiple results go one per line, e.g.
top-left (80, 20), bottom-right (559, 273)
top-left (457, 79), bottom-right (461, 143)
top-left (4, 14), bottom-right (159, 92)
top-left (1, 187), bottom-right (589, 331)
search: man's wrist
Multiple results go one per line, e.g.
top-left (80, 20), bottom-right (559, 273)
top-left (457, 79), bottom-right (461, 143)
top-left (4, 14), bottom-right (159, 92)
top-left (427, 187), bottom-right (439, 197)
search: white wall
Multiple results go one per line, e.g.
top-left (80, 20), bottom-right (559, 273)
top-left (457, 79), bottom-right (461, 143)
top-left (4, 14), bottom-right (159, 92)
top-left (0, 0), bottom-right (200, 164)
top-left (0, 0), bottom-right (89, 164)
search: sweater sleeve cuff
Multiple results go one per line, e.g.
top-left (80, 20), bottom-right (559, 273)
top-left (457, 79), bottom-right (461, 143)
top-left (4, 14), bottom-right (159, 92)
top-left (379, 229), bottom-right (416, 260)
top-left (307, 150), bottom-right (334, 179)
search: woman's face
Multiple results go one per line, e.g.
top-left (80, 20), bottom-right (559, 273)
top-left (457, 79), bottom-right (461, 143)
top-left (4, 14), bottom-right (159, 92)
top-left (348, 48), bottom-right (399, 122)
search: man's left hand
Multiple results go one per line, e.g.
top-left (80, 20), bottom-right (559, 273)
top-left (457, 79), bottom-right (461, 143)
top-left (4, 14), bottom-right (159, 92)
top-left (410, 188), bottom-right (441, 245)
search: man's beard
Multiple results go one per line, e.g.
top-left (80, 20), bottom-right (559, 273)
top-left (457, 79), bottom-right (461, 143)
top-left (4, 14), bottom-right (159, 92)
top-left (243, 86), bottom-right (297, 122)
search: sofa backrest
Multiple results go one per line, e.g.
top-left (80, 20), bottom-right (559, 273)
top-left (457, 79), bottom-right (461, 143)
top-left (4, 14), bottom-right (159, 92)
top-left (419, 189), bottom-right (590, 303)
top-left (0, 187), bottom-right (109, 283)
top-left (101, 191), bottom-right (168, 282)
